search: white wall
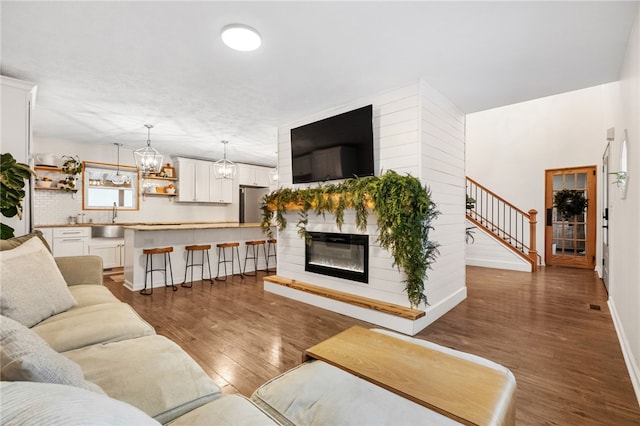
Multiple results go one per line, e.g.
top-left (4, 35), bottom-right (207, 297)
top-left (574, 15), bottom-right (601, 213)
top-left (32, 139), bottom-right (237, 225)
top-left (272, 80), bottom-right (466, 335)
top-left (466, 83), bottom-right (616, 269)
top-left (465, 219), bottom-right (531, 272)
top-left (607, 7), bottom-right (640, 405)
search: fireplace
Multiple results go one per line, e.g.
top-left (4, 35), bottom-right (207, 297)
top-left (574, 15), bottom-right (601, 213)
top-left (305, 232), bottom-right (369, 283)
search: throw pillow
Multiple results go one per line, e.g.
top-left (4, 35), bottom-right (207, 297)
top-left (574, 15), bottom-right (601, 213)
top-left (0, 315), bottom-right (104, 394)
top-left (0, 236), bottom-right (76, 327)
top-left (1, 381), bottom-right (159, 425)
top-left (0, 230), bottom-right (52, 253)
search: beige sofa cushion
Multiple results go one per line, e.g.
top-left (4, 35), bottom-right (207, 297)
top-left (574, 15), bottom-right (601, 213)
top-left (33, 302), bottom-right (155, 353)
top-left (0, 315), bottom-right (103, 394)
top-left (168, 395), bottom-right (280, 426)
top-left (68, 284), bottom-right (121, 307)
top-left (1, 381), bottom-right (159, 426)
top-left (65, 335), bottom-right (221, 424)
top-left (0, 237), bottom-right (76, 327)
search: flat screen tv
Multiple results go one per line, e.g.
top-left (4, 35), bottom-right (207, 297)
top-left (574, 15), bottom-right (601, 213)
top-left (290, 105), bottom-right (374, 184)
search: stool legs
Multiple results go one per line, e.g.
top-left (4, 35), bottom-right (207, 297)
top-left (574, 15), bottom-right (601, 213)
top-left (266, 240), bottom-right (277, 274)
top-left (243, 243), bottom-right (267, 276)
top-left (140, 251), bottom-right (176, 296)
top-left (215, 245), bottom-right (243, 281)
top-left (182, 249), bottom-right (213, 288)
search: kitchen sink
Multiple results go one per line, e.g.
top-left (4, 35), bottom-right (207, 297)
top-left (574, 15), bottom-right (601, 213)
top-left (91, 225), bottom-right (125, 238)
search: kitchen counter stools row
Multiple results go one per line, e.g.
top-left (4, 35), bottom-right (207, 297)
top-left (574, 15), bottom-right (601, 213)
top-left (139, 239), bottom-right (277, 294)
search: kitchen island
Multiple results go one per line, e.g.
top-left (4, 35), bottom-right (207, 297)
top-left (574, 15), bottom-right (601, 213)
top-left (123, 222), bottom-right (274, 292)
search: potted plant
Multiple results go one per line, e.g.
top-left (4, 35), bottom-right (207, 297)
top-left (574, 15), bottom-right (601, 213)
top-left (0, 153), bottom-right (35, 239)
top-left (61, 155), bottom-right (83, 191)
top-left (260, 170), bottom-right (440, 308)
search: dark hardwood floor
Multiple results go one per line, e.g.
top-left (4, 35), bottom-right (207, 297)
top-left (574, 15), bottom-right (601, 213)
top-left (104, 266), bottom-right (640, 425)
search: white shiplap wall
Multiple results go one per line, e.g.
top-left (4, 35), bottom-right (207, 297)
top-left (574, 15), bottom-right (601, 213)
top-left (268, 80), bottom-right (466, 335)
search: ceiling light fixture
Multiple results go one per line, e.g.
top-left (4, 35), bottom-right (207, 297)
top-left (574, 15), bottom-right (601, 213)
top-left (109, 142), bottom-right (126, 185)
top-left (221, 24), bottom-right (261, 51)
top-left (133, 124), bottom-right (163, 176)
top-left (213, 140), bottom-right (237, 180)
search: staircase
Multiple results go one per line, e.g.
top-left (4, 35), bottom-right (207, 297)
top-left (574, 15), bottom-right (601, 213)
top-left (466, 177), bottom-right (539, 271)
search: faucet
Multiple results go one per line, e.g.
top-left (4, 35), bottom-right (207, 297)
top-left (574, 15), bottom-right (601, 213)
top-left (112, 202), bottom-right (118, 223)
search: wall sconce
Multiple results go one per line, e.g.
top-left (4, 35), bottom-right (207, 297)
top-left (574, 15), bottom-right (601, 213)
top-left (609, 128), bottom-right (629, 200)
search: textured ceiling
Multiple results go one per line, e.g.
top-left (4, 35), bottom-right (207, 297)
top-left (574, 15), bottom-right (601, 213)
top-left (1, 1), bottom-right (637, 167)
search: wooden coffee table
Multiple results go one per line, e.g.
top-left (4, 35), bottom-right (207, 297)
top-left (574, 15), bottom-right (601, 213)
top-left (304, 326), bottom-right (515, 426)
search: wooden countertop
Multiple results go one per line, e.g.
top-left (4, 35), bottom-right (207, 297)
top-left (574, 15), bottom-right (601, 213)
top-left (304, 326), bottom-right (515, 426)
top-left (35, 222), bottom-right (265, 230)
top-left (124, 222), bottom-right (263, 231)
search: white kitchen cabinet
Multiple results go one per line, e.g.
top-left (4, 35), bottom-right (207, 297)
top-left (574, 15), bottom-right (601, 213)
top-left (89, 239), bottom-right (124, 269)
top-left (209, 170), bottom-right (233, 203)
top-left (238, 164), bottom-right (271, 187)
top-left (52, 227), bottom-right (90, 257)
top-left (177, 157), bottom-right (231, 203)
top-left (177, 157), bottom-right (212, 202)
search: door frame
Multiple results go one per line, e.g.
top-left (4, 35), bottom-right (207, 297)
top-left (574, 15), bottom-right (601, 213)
top-left (544, 165), bottom-right (597, 269)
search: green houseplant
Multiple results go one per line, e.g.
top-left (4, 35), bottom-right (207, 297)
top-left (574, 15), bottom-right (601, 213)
top-left (60, 155), bottom-right (83, 191)
top-left (0, 153), bottom-right (35, 239)
top-left (260, 170), bottom-right (439, 308)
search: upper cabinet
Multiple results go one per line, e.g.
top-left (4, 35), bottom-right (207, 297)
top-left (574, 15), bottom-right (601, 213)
top-left (176, 157), bottom-right (232, 203)
top-left (237, 164), bottom-right (271, 187)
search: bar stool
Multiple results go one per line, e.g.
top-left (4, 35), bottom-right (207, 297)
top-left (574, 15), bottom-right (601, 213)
top-left (140, 247), bottom-right (176, 295)
top-left (182, 244), bottom-right (213, 288)
top-left (215, 242), bottom-right (243, 281)
top-left (243, 240), bottom-right (267, 276)
top-left (266, 239), bottom-right (277, 274)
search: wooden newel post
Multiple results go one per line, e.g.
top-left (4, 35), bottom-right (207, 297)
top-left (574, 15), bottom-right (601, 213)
top-left (528, 209), bottom-right (538, 272)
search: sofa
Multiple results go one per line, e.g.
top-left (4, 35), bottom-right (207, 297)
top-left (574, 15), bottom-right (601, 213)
top-left (1, 231), bottom-right (516, 425)
top-left (1, 232), bottom-right (280, 425)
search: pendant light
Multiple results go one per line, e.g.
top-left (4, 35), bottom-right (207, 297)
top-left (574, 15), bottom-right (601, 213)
top-left (133, 124), bottom-right (163, 176)
top-left (213, 140), bottom-right (237, 179)
top-left (109, 143), bottom-right (126, 185)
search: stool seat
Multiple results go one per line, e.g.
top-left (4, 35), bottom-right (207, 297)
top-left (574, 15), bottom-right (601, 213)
top-left (217, 242), bottom-right (240, 249)
top-left (143, 247), bottom-right (173, 255)
top-left (267, 239), bottom-right (277, 244)
top-left (246, 240), bottom-right (266, 246)
top-left (185, 244), bottom-right (212, 251)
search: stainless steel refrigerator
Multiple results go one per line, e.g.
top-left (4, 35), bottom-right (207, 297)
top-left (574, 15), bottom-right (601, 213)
top-left (239, 186), bottom-right (270, 223)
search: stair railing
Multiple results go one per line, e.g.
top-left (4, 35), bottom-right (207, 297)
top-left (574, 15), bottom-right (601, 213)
top-left (466, 177), bottom-right (538, 270)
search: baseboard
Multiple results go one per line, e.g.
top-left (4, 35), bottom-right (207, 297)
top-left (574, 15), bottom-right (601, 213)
top-left (608, 298), bottom-right (640, 406)
top-left (466, 257), bottom-right (532, 272)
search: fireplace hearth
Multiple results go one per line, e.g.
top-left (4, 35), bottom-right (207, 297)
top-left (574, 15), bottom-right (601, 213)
top-left (305, 232), bottom-right (369, 283)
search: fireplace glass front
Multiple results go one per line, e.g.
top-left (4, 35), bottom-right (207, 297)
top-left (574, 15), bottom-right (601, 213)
top-left (305, 232), bottom-right (369, 283)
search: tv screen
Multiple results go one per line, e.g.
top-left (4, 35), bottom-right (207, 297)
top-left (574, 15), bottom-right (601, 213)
top-left (290, 105), bottom-right (374, 184)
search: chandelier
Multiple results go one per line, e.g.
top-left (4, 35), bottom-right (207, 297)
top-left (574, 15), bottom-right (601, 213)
top-left (133, 124), bottom-right (163, 176)
top-left (213, 140), bottom-right (237, 179)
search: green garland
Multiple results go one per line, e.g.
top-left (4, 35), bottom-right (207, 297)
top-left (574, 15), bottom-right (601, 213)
top-left (554, 189), bottom-right (587, 220)
top-left (260, 170), bottom-right (440, 308)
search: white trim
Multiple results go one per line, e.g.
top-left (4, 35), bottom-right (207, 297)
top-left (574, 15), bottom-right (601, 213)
top-left (466, 258), bottom-right (532, 272)
top-left (608, 298), bottom-right (640, 406)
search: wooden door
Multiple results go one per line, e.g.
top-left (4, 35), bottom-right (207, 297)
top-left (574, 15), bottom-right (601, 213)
top-left (544, 166), bottom-right (597, 269)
